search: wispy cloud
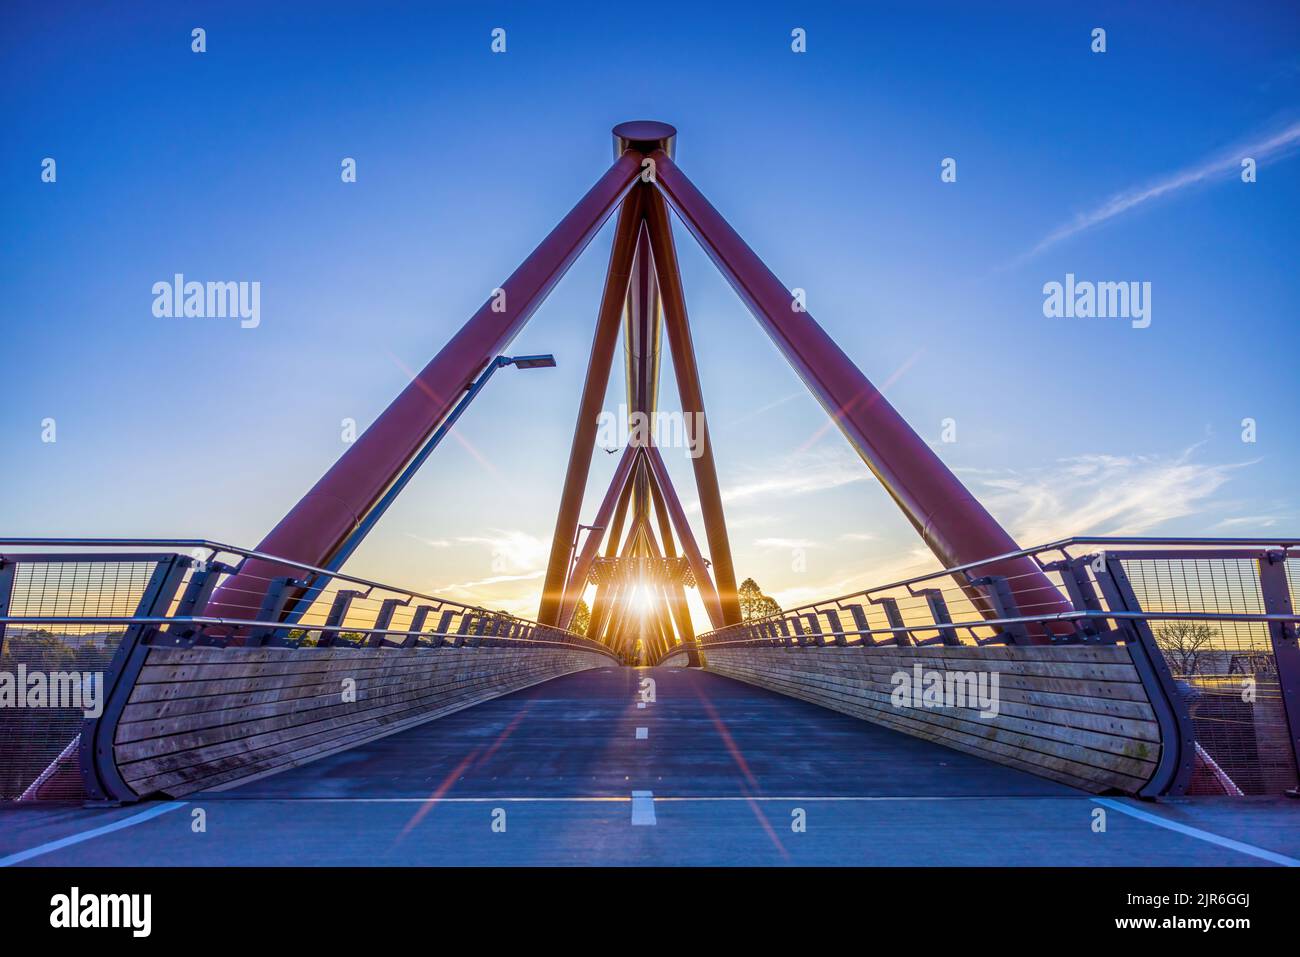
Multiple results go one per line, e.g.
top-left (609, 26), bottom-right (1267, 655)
top-left (1011, 119), bottom-right (1300, 266)
top-left (1212, 515), bottom-right (1280, 530)
top-left (725, 390), bottom-right (805, 427)
top-left (769, 545), bottom-right (940, 611)
top-left (972, 447), bottom-right (1255, 543)
top-left (725, 513), bottom-right (780, 531)
top-left (438, 569), bottom-right (545, 592)
top-left (691, 447), bottom-right (867, 512)
top-left (404, 533), bottom-right (451, 548)
top-left (754, 537), bottom-right (820, 550)
top-left (447, 529), bottom-right (550, 584)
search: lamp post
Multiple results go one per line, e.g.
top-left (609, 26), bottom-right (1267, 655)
top-left (284, 353), bottom-right (557, 624)
top-left (565, 522), bottom-right (604, 613)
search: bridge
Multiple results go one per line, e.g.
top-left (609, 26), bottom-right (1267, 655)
top-left (2, 123), bottom-right (1298, 869)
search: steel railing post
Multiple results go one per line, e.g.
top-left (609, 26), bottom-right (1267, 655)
top-left (1258, 551), bottom-right (1300, 777)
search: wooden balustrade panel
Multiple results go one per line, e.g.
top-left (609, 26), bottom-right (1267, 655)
top-left (658, 647), bottom-right (691, 667)
top-left (110, 645), bottom-right (613, 798)
top-left (699, 644), bottom-right (1161, 794)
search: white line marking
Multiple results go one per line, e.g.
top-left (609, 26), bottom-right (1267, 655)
top-left (235, 796), bottom-right (633, 803)
top-left (203, 794), bottom-right (1047, 804)
top-left (1094, 798), bottom-right (1300, 867)
top-left (636, 701), bottom-right (646, 709)
top-left (635, 727), bottom-right (648, 739)
top-left (0, 801), bottom-right (188, 867)
top-left (631, 790), bottom-right (656, 825)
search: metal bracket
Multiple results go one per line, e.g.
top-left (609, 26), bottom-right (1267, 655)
top-left (790, 615), bottom-right (808, 646)
top-left (823, 610), bottom-right (846, 646)
top-left (776, 617), bottom-right (793, 647)
top-left (370, 596), bottom-right (411, 647)
top-left (1044, 556), bottom-right (1111, 643)
top-left (402, 605), bottom-right (435, 648)
top-left (243, 576), bottom-right (306, 647)
top-left (967, 575), bottom-right (1029, 645)
top-left (803, 613), bottom-right (827, 646)
top-left (912, 588), bottom-right (959, 646)
top-left (165, 560), bottom-right (236, 645)
top-left (317, 589), bottom-right (363, 647)
top-left (870, 596), bottom-right (912, 647)
top-left (844, 604), bottom-right (877, 648)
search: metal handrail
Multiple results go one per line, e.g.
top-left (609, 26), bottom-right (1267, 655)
top-left (0, 614), bottom-right (616, 651)
top-left (0, 537), bottom-right (606, 654)
top-left (704, 535), bottom-right (1300, 635)
top-left (0, 537), bottom-right (515, 625)
top-left (695, 609), bottom-right (1300, 649)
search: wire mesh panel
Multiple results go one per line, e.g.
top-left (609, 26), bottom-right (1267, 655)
top-left (1120, 556), bottom-right (1297, 795)
top-left (7, 559), bottom-right (158, 627)
top-left (0, 560), bottom-right (159, 799)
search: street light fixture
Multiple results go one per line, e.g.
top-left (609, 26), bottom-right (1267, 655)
top-left (303, 353), bottom-right (558, 591)
top-left (567, 522), bottom-right (605, 588)
top-left (506, 354), bottom-right (557, 370)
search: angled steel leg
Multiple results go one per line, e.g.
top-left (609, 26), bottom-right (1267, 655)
top-left (649, 150), bottom-right (1071, 635)
top-left (603, 468), bottom-right (636, 559)
top-left (626, 222), bottom-right (663, 419)
top-left (640, 515), bottom-right (689, 662)
top-left (558, 446), bottom-right (642, 629)
top-left (644, 190), bottom-right (743, 626)
top-left (647, 473), bottom-right (701, 665)
top-left (625, 234), bottom-right (665, 531)
top-left (644, 445), bottom-right (724, 630)
top-left (647, 472), bottom-right (678, 560)
top-left (210, 150), bottom-right (644, 619)
top-left (538, 188), bottom-right (646, 625)
top-left (603, 565), bottom-right (635, 657)
top-left (587, 578), bottom-right (617, 644)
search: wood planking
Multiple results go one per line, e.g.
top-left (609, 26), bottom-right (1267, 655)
top-left (700, 644), bottom-right (1161, 794)
top-left (117, 648), bottom-right (601, 759)
top-left (118, 660), bottom-right (595, 791)
top-left (694, 656), bottom-right (1160, 745)
top-left (117, 650), bottom-right (606, 794)
top-left (711, 662), bottom-right (1156, 787)
top-left (659, 648), bottom-right (690, 667)
top-left (125, 675), bottom-right (551, 796)
top-left (112, 645), bottom-right (611, 798)
top-left (115, 651), bottom-right (568, 739)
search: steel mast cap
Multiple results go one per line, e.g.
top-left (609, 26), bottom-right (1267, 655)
top-left (613, 121), bottom-right (676, 159)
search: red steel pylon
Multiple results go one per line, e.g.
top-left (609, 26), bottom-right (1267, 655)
top-left (208, 121), bottom-right (1071, 649)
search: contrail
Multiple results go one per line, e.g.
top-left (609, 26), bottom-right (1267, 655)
top-left (1010, 119), bottom-right (1300, 267)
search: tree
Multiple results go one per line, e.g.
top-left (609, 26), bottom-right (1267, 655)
top-left (1153, 622), bottom-right (1218, 676)
top-left (570, 599), bottom-right (592, 636)
top-left (738, 578), bottom-right (781, 622)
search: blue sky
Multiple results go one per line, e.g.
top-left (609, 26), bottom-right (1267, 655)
top-left (3, 1), bottom-right (1298, 619)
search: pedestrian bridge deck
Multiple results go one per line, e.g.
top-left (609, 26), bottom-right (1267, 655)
top-left (3, 669), bottom-right (1297, 867)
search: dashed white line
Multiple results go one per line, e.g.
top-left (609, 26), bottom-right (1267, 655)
top-left (631, 790), bottom-right (656, 825)
top-left (635, 727), bottom-right (648, 740)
